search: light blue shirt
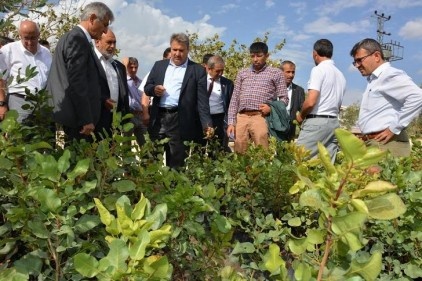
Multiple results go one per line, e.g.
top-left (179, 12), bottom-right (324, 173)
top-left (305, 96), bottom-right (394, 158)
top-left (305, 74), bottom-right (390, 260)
top-left (358, 62), bottom-right (422, 134)
top-left (159, 59), bottom-right (188, 107)
top-left (127, 76), bottom-right (142, 111)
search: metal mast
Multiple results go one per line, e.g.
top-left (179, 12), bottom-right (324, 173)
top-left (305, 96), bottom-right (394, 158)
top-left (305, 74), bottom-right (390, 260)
top-left (374, 10), bottom-right (403, 62)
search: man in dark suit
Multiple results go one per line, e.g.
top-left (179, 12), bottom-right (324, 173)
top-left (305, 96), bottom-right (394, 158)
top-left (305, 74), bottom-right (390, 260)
top-left (47, 2), bottom-right (114, 142)
top-left (280, 60), bottom-right (305, 141)
top-left (206, 55), bottom-right (234, 151)
top-left (144, 33), bottom-right (213, 169)
top-left (93, 29), bottom-right (129, 139)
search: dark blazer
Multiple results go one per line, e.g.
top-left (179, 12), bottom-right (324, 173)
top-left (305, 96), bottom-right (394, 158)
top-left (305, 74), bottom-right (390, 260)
top-left (93, 56), bottom-right (130, 136)
top-left (47, 26), bottom-right (102, 128)
top-left (287, 83), bottom-right (305, 140)
top-left (220, 76), bottom-right (234, 117)
top-left (144, 59), bottom-right (212, 142)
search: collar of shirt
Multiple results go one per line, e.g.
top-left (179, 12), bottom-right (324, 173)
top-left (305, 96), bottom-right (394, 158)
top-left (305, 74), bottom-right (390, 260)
top-left (19, 41), bottom-right (40, 56)
top-left (77, 24), bottom-right (94, 45)
top-left (207, 74), bottom-right (220, 82)
top-left (169, 58), bottom-right (188, 68)
top-left (287, 83), bottom-right (292, 91)
top-left (249, 63), bottom-right (268, 73)
top-left (367, 62), bottom-right (389, 82)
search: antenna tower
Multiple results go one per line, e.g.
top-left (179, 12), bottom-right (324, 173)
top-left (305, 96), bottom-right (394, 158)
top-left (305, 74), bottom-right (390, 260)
top-left (374, 10), bottom-right (403, 62)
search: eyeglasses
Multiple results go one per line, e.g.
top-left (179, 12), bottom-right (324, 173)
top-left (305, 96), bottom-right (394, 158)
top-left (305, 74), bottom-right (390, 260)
top-left (352, 52), bottom-right (374, 66)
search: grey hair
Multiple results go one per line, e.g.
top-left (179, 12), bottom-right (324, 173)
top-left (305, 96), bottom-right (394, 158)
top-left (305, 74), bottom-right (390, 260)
top-left (350, 38), bottom-right (385, 60)
top-left (80, 2), bottom-right (114, 23)
top-left (280, 60), bottom-right (295, 70)
top-left (170, 33), bottom-right (189, 49)
top-left (128, 57), bottom-right (138, 65)
top-left (207, 55), bottom-right (225, 69)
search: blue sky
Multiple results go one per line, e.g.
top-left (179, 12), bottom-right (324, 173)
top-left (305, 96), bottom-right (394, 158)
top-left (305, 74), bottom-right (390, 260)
top-left (40, 0), bottom-right (422, 104)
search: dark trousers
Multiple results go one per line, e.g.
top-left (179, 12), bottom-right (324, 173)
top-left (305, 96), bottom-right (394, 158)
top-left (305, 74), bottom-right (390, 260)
top-left (149, 110), bottom-right (187, 169)
top-left (211, 113), bottom-right (230, 152)
top-left (63, 126), bottom-right (93, 144)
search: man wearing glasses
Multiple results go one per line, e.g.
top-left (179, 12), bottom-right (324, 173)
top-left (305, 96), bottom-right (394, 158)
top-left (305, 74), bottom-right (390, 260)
top-left (350, 38), bottom-right (422, 157)
top-left (0, 20), bottom-right (51, 123)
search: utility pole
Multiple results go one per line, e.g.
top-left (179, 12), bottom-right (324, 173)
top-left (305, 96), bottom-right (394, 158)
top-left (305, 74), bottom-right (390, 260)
top-left (374, 10), bottom-right (404, 62)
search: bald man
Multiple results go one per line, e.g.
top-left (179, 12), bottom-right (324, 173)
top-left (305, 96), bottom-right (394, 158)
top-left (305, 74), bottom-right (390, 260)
top-left (0, 20), bottom-right (52, 122)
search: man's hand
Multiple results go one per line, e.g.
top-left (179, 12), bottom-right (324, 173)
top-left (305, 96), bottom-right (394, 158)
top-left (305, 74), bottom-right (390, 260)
top-left (373, 128), bottom-right (395, 144)
top-left (204, 127), bottom-right (215, 139)
top-left (154, 85), bottom-right (166, 97)
top-left (105, 99), bottom-right (116, 111)
top-left (142, 111), bottom-right (150, 127)
top-left (296, 111), bottom-right (304, 124)
top-left (226, 125), bottom-right (235, 140)
top-left (80, 123), bottom-right (95, 135)
top-left (0, 105), bottom-right (7, 121)
top-left (258, 104), bottom-right (271, 116)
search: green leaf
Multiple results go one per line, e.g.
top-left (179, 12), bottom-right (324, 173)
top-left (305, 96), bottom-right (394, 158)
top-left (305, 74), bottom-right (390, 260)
top-left (27, 221), bottom-right (49, 239)
top-left (335, 128), bottom-right (367, 162)
top-left (352, 181), bottom-right (397, 198)
top-left (350, 199), bottom-right (369, 214)
top-left (112, 179), bottom-right (136, 192)
top-left (34, 188), bottom-right (61, 212)
top-left (74, 253), bottom-right (99, 278)
top-left (318, 142), bottom-right (336, 175)
top-left (0, 268), bottom-right (28, 281)
top-left (131, 194), bottom-right (149, 221)
top-left (299, 189), bottom-right (326, 210)
top-left (294, 262), bottom-right (312, 281)
top-left (214, 214), bottom-right (232, 233)
top-left (404, 263), bottom-right (422, 278)
top-left (14, 253), bottom-right (43, 275)
top-left (288, 217), bottom-right (302, 227)
top-left (287, 237), bottom-right (307, 255)
top-left (106, 239), bottom-right (129, 272)
top-left (129, 229), bottom-right (150, 260)
top-left (141, 255), bottom-right (171, 278)
top-left (147, 203), bottom-right (168, 230)
top-left (0, 156), bottom-right (13, 169)
top-left (365, 193), bottom-right (407, 220)
top-left (94, 198), bottom-right (114, 226)
top-left (232, 242), bottom-right (256, 254)
top-left (57, 149), bottom-right (71, 174)
top-left (346, 251), bottom-right (382, 281)
top-left (74, 215), bottom-right (101, 233)
top-left (67, 158), bottom-right (90, 180)
top-left (262, 243), bottom-right (285, 275)
top-left (332, 212), bottom-right (367, 236)
top-left (354, 147), bottom-right (387, 168)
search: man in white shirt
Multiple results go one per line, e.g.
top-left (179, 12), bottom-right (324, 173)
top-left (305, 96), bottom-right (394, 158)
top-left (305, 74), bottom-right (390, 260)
top-left (296, 39), bottom-right (346, 160)
top-left (350, 38), bottom-right (422, 157)
top-left (0, 20), bottom-right (51, 123)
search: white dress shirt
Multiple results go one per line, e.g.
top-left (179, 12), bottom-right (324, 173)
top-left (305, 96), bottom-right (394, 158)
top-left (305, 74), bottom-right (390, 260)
top-left (0, 41), bottom-right (51, 95)
top-left (94, 48), bottom-right (119, 108)
top-left (208, 75), bottom-right (224, 114)
top-left (358, 62), bottom-right (422, 134)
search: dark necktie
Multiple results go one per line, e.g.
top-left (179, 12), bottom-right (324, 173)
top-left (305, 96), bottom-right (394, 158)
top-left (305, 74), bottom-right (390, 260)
top-left (207, 78), bottom-right (214, 96)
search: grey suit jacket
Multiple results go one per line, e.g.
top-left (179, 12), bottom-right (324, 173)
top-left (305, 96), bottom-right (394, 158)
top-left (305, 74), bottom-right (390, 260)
top-left (47, 26), bottom-right (102, 128)
top-left (144, 59), bottom-right (212, 142)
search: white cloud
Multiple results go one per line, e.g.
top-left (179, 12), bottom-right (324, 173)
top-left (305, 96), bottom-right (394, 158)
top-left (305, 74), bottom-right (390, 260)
top-left (304, 17), bottom-right (370, 35)
top-left (399, 18), bottom-right (422, 39)
top-left (318, 0), bottom-right (367, 16)
top-left (290, 2), bottom-right (307, 15)
top-left (218, 4), bottom-right (239, 14)
top-left (265, 0), bottom-right (275, 8)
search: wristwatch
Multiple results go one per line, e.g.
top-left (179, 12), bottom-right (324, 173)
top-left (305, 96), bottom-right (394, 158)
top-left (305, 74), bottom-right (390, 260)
top-left (0, 101), bottom-right (6, 107)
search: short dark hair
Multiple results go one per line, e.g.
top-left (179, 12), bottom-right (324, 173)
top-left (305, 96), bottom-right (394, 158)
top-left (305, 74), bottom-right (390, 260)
top-left (350, 38), bottom-right (385, 60)
top-left (249, 42), bottom-right (268, 54)
top-left (313, 39), bottom-right (333, 58)
top-left (202, 53), bottom-right (214, 64)
top-left (163, 47), bottom-right (171, 59)
top-left (128, 57), bottom-right (138, 65)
